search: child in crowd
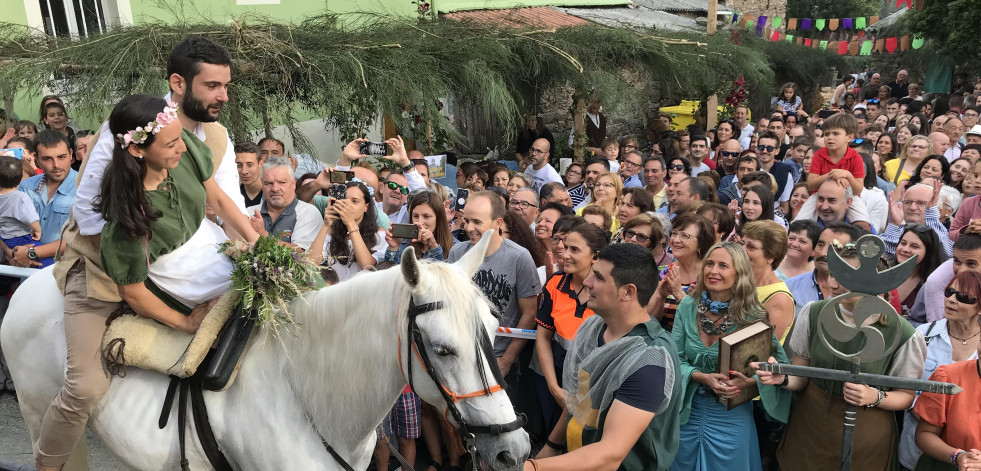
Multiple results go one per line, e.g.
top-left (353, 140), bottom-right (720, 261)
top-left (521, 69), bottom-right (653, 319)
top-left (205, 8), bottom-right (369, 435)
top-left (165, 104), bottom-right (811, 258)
top-left (0, 156), bottom-right (48, 266)
top-left (599, 137), bottom-right (621, 173)
top-left (14, 120), bottom-right (37, 141)
top-left (793, 113), bottom-right (874, 230)
top-left (805, 113), bottom-right (865, 195)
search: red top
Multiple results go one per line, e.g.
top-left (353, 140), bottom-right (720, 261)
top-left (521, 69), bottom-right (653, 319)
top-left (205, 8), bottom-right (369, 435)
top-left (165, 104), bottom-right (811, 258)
top-left (810, 146), bottom-right (866, 181)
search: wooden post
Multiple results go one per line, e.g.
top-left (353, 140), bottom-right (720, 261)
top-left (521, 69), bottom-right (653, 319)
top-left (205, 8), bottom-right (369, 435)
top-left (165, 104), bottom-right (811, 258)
top-left (573, 92), bottom-right (586, 163)
top-left (706, 0), bottom-right (719, 130)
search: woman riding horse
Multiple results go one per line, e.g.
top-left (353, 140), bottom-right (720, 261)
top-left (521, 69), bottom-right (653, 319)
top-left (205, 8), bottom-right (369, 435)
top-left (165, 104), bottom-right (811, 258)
top-left (33, 94), bottom-right (259, 471)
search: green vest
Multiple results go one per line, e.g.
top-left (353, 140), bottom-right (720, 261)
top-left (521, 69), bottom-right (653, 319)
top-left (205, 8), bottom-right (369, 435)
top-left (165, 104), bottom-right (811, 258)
top-left (569, 320), bottom-right (683, 471)
top-left (807, 299), bottom-right (917, 397)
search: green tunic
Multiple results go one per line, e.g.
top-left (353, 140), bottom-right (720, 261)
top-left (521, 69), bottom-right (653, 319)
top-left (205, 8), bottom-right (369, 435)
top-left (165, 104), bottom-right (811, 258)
top-left (100, 129), bottom-right (213, 314)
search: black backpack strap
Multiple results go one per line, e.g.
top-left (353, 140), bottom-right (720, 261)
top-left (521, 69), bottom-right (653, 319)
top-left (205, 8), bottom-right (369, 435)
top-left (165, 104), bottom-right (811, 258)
top-left (924, 320), bottom-right (939, 347)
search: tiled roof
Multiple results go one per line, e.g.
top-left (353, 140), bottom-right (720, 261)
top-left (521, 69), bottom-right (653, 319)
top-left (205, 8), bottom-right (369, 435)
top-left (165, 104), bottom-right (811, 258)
top-left (443, 7), bottom-right (590, 28)
top-left (635, 0), bottom-right (732, 14)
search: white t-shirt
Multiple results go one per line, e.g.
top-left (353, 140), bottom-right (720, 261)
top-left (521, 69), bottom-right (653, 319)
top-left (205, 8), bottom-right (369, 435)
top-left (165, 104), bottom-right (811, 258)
top-left (690, 162), bottom-right (711, 177)
top-left (524, 164), bottom-right (563, 195)
top-left (607, 159), bottom-right (621, 174)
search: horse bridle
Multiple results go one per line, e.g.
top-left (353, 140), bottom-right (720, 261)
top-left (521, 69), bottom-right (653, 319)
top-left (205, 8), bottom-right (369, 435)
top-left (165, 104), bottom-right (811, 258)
top-left (401, 296), bottom-right (527, 454)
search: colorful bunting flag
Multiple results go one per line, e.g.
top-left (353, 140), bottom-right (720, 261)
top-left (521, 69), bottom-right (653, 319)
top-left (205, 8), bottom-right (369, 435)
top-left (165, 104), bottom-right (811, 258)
top-left (869, 15), bottom-right (879, 25)
top-left (819, 40), bottom-right (828, 50)
top-left (772, 17), bottom-right (782, 29)
top-left (788, 18), bottom-right (797, 30)
top-left (786, 34), bottom-right (794, 42)
top-left (860, 40), bottom-right (872, 56)
top-left (771, 30), bottom-right (781, 41)
top-left (829, 19), bottom-right (839, 31)
top-left (900, 35), bottom-right (910, 51)
top-left (885, 37), bottom-right (898, 53)
top-left (804, 38), bottom-right (812, 47)
top-left (757, 16), bottom-right (767, 36)
top-left (816, 19), bottom-right (826, 31)
top-left (732, 13), bottom-right (739, 23)
top-left (849, 40), bottom-right (860, 56)
top-left (838, 41), bottom-right (849, 55)
top-left (896, 0), bottom-right (912, 8)
top-left (801, 18), bottom-right (812, 30)
top-left (912, 36), bottom-right (925, 49)
top-left (856, 17), bottom-right (867, 29)
top-left (843, 18), bottom-right (853, 30)
top-left (874, 39), bottom-right (884, 53)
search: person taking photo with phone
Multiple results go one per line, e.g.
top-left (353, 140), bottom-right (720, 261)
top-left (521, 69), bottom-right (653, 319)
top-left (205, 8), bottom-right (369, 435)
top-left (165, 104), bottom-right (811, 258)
top-left (384, 191), bottom-right (452, 263)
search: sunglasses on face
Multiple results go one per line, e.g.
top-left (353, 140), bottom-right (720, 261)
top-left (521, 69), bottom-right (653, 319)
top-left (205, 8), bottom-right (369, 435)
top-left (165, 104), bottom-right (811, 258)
top-left (386, 181), bottom-right (409, 195)
top-left (850, 138), bottom-right (865, 146)
top-left (623, 229), bottom-right (651, 243)
top-left (720, 151), bottom-right (740, 158)
top-left (945, 287), bottom-right (978, 304)
top-left (868, 99), bottom-right (880, 104)
top-left (670, 164), bottom-right (686, 171)
top-left (757, 145), bottom-right (776, 152)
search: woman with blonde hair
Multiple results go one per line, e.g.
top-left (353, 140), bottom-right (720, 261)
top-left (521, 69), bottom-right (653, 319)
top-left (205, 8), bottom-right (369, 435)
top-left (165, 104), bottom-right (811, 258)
top-left (739, 221), bottom-right (796, 343)
top-left (884, 135), bottom-right (931, 184)
top-left (671, 242), bottom-right (791, 471)
top-left (576, 171), bottom-right (623, 234)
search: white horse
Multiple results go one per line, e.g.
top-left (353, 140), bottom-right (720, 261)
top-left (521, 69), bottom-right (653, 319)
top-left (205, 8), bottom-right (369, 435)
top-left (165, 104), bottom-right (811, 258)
top-left (0, 235), bottom-right (530, 470)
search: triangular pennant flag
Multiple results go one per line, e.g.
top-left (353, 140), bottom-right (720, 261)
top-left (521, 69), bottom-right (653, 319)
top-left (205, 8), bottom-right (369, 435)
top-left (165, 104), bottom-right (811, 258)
top-left (804, 38), bottom-right (812, 47)
top-left (885, 37), bottom-right (898, 53)
top-left (801, 18), bottom-right (812, 30)
top-left (838, 41), bottom-right (849, 55)
top-left (771, 30), bottom-right (781, 41)
top-left (786, 34), bottom-right (794, 42)
top-left (829, 18), bottom-right (840, 31)
top-left (842, 18), bottom-right (853, 30)
top-left (772, 17), bottom-right (782, 29)
top-left (912, 36), bottom-right (925, 49)
top-left (788, 18), bottom-right (797, 30)
top-left (896, 0), bottom-right (912, 8)
top-left (856, 17), bottom-right (867, 29)
top-left (757, 16), bottom-right (767, 36)
top-left (900, 35), bottom-right (910, 51)
top-left (850, 39), bottom-right (861, 56)
top-left (819, 40), bottom-right (828, 49)
top-left (874, 39), bottom-right (884, 52)
top-left (860, 40), bottom-right (873, 55)
top-left (816, 19), bottom-right (826, 31)
top-left (869, 15), bottom-right (879, 25)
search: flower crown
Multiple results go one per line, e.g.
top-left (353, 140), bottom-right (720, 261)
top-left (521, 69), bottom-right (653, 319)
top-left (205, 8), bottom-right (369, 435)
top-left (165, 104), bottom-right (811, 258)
top-left (115, 101), bottom-right (179, 147)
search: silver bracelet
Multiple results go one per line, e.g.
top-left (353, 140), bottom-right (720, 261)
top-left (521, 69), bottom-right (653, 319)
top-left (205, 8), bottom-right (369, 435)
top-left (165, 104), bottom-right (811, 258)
top-left (866, 387), bottom-right (884, 408)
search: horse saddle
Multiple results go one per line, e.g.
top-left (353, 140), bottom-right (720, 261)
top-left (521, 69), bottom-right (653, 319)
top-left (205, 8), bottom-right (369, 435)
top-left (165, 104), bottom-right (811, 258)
top-left (100, 291), bottom-right (256, 391)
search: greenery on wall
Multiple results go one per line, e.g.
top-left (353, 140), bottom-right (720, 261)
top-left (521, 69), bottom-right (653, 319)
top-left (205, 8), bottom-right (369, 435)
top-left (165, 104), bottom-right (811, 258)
top-left (0, 11), bottom-right (842, 154)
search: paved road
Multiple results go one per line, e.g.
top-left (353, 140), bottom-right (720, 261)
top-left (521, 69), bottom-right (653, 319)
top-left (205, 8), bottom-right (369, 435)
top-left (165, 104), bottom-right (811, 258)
top-left (0, 394), bottom-right (127, 470)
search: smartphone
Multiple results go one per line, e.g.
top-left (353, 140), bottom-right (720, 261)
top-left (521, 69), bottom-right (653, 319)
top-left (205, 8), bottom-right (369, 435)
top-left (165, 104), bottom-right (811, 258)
top-left (817, 109), bottom-right (835, 119)
top-left (454, 189), bottom-right (470, 212)
top-left (329, 171), bottom-right (355, 184)
top-left (359, 141), bottom-right (389, 156)
top-left (0, 148), bottom-right (23, 160)
top-left (330, 184), bottom-right (347, 202)
top-left (391, 223), bottom-right (419, 239)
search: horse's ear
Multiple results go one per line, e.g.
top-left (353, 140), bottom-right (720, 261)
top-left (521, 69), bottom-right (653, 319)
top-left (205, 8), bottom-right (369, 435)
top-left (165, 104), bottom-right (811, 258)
top-left (401, 246), bottom-right (421, 287)
top-left (455, 230), bottom-right (493, 278)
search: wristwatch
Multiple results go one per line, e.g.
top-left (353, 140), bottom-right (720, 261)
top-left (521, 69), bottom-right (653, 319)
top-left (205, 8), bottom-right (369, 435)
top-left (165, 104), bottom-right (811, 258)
top-left (27, 247), bottom-right (38, 261)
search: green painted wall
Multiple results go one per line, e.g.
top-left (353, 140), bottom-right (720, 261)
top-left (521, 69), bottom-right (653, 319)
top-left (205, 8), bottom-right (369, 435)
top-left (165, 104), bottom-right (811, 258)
top-left (4, 0), bottom-right (30, 28)
top-left (129, 0), bottom-right (419, 25)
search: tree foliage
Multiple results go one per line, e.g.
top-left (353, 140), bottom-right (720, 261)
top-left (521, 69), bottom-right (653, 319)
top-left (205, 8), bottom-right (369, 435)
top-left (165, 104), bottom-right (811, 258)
top-left (905, 0), bottom-right (981, 66)
top-left (0, 12), bottom-right (802, 153)
top-left (787, 0), bottom-right (881, 20)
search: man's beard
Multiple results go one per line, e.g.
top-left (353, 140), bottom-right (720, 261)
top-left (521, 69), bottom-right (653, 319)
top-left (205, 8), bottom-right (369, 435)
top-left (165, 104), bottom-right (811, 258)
top-left (182, 86), bottom-right (220, 123)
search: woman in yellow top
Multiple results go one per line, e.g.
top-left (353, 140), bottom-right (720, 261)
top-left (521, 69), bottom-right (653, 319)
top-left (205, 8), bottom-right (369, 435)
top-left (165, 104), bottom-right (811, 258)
top-left (575, 171), bottom-right (623, 234)
top-left (739, 220), bottom-right (795, 344)
top-left (883, 135), bottom-right (930, 184)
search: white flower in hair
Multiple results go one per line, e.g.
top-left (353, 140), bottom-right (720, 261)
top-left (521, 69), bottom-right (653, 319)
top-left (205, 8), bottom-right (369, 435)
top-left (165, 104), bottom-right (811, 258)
top-left (116, 100), bottom-right (180, 146)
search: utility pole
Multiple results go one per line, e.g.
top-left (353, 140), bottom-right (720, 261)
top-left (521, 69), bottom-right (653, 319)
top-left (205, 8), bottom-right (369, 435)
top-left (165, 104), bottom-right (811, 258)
top-left (706, 0), bottom-right (719, 131)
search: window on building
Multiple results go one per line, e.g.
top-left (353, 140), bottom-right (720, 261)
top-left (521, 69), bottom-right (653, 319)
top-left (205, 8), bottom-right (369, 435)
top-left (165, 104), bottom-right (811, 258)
top-left (38, 0), bottom-right (111, 38)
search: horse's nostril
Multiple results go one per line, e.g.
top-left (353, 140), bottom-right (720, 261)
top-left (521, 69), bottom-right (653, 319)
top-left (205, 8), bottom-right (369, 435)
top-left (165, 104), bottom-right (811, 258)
top-left (495, 450), bottom-right (518, 466)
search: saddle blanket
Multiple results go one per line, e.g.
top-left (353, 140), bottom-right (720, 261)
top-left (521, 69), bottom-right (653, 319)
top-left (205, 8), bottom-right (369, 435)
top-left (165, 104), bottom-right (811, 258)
top-left (101, 290), bottom-right (240, 379)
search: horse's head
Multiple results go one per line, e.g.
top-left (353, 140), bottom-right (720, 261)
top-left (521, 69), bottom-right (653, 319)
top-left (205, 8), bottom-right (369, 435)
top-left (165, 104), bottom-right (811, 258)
top-left (399, 231), bottom-right (530, 471)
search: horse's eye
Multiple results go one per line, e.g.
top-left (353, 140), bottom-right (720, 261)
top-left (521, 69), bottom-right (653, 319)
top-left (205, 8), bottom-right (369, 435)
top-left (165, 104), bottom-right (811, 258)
top-left (434, 345), bottom-right (456, 357)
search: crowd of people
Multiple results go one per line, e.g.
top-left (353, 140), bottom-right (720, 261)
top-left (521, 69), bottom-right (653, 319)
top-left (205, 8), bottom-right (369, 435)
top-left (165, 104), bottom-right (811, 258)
top-left (1, 36), bottom-right (980, 471)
